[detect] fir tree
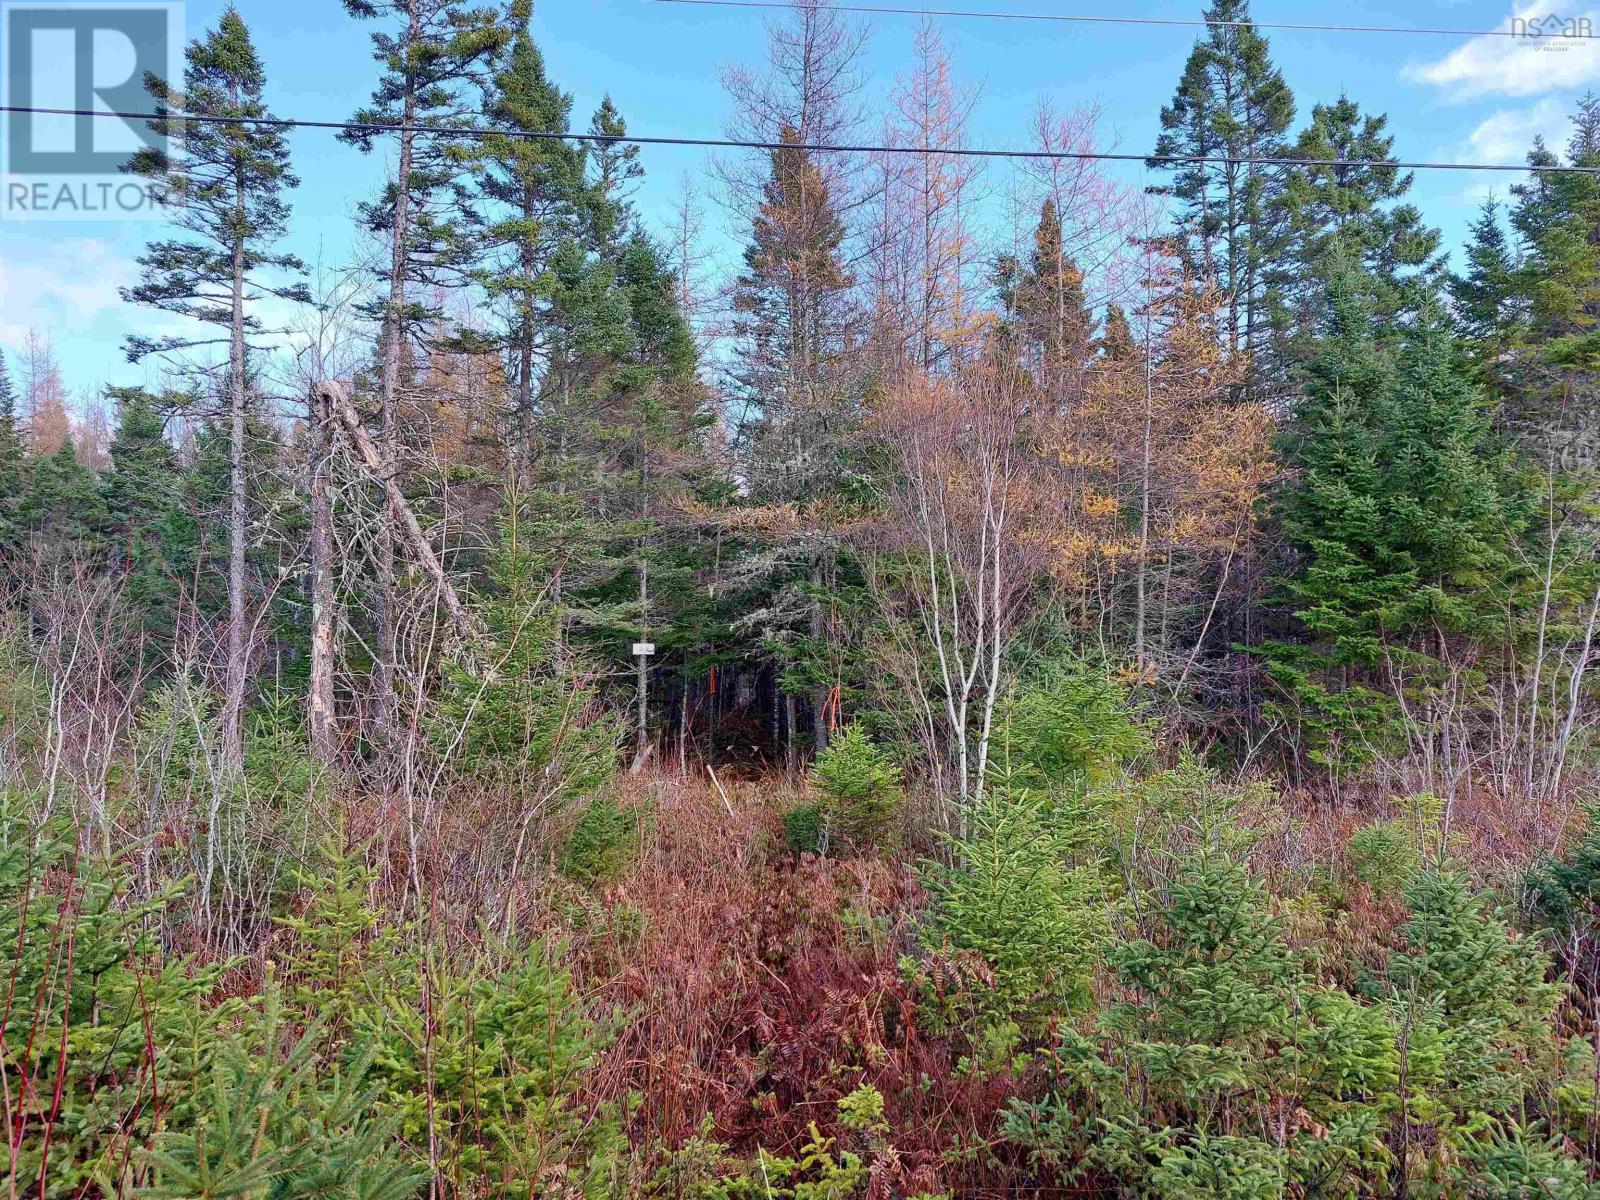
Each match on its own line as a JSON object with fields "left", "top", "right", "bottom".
{"left": 1271, "top": 95, "right": 1442, "bottom": 351}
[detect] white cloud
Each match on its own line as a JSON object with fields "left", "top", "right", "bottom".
{"left": 1464, "top": 95, "right": 1571, "bottom": 160}
{"left": 0, "top": 237, "right": 139, "bottom": 351}
{"left": 1405, "top": 1, "right": 1600, "bottom": 100}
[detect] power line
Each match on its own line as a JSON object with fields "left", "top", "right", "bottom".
{"left": 646, "top": 0, "right": 1594, "bottom": 40}
{"left": 4, "top": 103, "right": 1597, "bottom": 174}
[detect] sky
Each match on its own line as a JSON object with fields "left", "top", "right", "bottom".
{"left": 2, "top": 0, "right": 1598, "bottom": 406}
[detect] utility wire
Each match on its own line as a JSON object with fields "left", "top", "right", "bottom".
{"left": 647, "top": 0, "right": 1597, "bottom": 40}
{"left": 5, "top": 103, "right": 1597, "bottom": 174}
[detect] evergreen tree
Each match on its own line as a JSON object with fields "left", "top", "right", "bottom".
{"left": 0, "top": 350, "right": 23, "bottom": 564}
{"left": 100, "top": 388, "right": 184, "bottom": 647}
{"left": 1499, "top": 98, "right": 1600, "bottom": 447}
{"left": 1259, "top": 270, "right": 1531, "bottom": 769}
{"left": 1271, "top": 95, "right": 1442, "bottom": 350}
{"left": 730, "top": 126, "right": 863, "bottom": 757}
{"left": 1098, "top": 303, "right": 1137, "bottom": 361}
{"left": 466, "top": 4, "right": 584, "bottom": 468}
{"left": 18, "top": 441, "right": 105, "bottom": 557}
{"left": 122, "top": 7, "right": 308, "bottom": 763}
{"left": 994, "top": 197, "right": 1094, "bottom": 394}
{"left": 585, "top": 95, "right": 644, "bottom": 252}
{"left": 1147, "top": 0, "right": 1294, "bottom": 374}
{"left": 341, "top": 0, "right": 511, "bottom": 743}
{"left": 1452, "top": 198, "right": 1525, "bottom": 365}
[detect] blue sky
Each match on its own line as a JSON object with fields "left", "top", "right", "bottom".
{"left": 2, "top": 0, "right": 1598, "bottom": 405}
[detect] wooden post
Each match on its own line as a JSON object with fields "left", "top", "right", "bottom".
{"left": 630, "top": 637, "right": 654, "bottom": 773}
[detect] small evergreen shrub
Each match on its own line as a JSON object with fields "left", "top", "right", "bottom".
{"left": 1, "top": 808, "right": 223, "bottom": 1198}
{"left": 919, "top": 784, "right": 1105, "bottom": 1037}
{"left": 143, "top": 981, "right": 419, "bottom": 1200}
{"left": 562, "top": 791, "right": 639, "bottom": 883}
{"left": 1347, "top": 818, "right": 1419, "bottom": 896}
{"left": 361, "top": 941, "right": 622, "bottom": 1200}
{"left": 783, "top": 802, "right": 825, "bottom": 855}
{"left": 810, "top": 722, "right": 903, "bottom": 852}
{"left": 1003, "top": 857, "right": 1400, "bottom": 1198}
{"left": 999, "top": 663, "right": 1149, "bottom": 789}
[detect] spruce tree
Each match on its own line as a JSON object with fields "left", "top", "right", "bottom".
{"left": 100, "top": 388, "right": 184, "bottom": 648}
{"left": 1452, "top": 198, "right": 1525, "bottom": 365}
{"left": 466, "top": 5, "right": 583, "bottom": 469}
{"left": 122, "top": 8, "right": 307, "bottom": 763}
{"left": 730, "top": 127, "right": 862, "bottom": 758}
{"left": 1147, "top": 0, "right": 1293, "bottom": 373}
{"left": 995, "top": 197, "right": 1094, "bottom": 394}
{"left": 1272, "top": 95, "right": 1442, "bottom": 347}
{"left": 1260, "top": 270, "right": 1531, "bottom": 769}
{"left": 0, "top": 351, "right": 23, "bottom": 564}
{"left": 341, "top": 0, "right": 510, "bottom": 744}
{"left": 18, "top": 442, "right": 105, "bottom": 558}
{"left": 1503, "top": 98, "right": 1600, "bottom": 439}
{"left": 1099, "top": 304, "right": 1137, "bottom": 361}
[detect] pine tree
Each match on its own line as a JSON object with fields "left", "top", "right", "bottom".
{"left": 1147, "top": 0, "right": 1293, "bottom": 374}
{"left": 586, "top": 96, "right": 644, "bottom": 253}
{"left": 122, "top": 8, "right": 307, "bottom": 764}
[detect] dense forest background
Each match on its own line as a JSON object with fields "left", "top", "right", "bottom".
{"left": 10, "top": 0, "right": 1600, "bottom": 1195}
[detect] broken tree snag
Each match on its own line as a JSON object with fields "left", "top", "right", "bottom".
{"left": 321, "top": 380, "right": 484, "bottom": 663}
{"left": 308, "top": 382, "right": 339, "bottom": 766}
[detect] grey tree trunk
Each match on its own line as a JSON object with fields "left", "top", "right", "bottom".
{"left": 221, "top": 202, "right": 249, "bottom": 768}
{"left": 308, "top": 383, "right": 339, "bottom": 766}
{"left": 374, "top": 0, "right": 420, "bottom": 747}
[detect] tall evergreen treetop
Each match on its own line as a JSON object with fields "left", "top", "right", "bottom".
{"left": 1274, "top": 95, "right": 1441, "bottom": 339}
{"left": 1148, "top": 0, "right": 1294, "bottom": 366}
{"left": 122, "top": 8, "right": 308, "bottom": 359}
{"left": 341, "top": 0, "right": 511, "bottom": 303}
{"left": 1452, "top": 199, "right": 1525, "bottom": 363}
{"left": 466, "top": 4, "right": 585, "bottom": 453}
{"left": 995, "top": 198, "right": 1094, "bottom": 392}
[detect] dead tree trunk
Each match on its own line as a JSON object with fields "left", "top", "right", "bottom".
{"left": 327, "top": 383, "right": 481, "bottom": 659}
{"left": 308, "top": 382, "right": 339, "bottom": 767}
